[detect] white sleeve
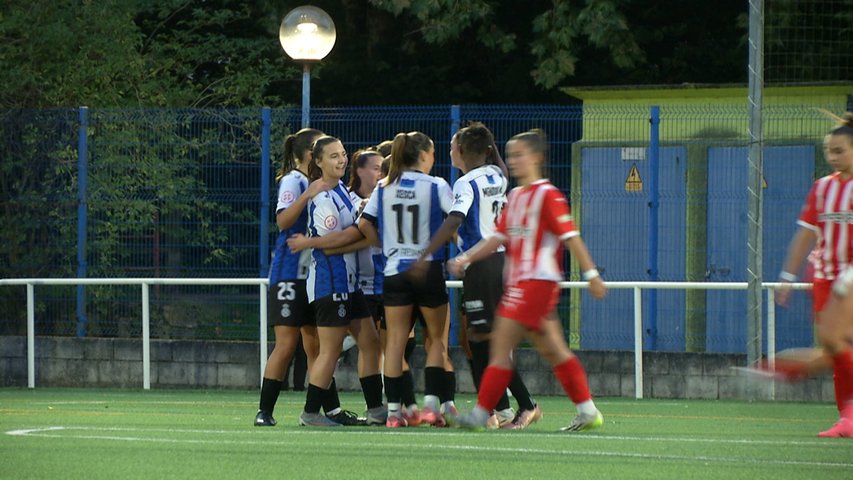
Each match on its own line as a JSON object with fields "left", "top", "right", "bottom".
{"left": 310, "top": 194, "right": 342, "bottom": 237}
{"left": 437, "top": 179, "right": 454, "bottom": 214}
{"left": 361, "top": 186, "right": 380, "bottom": 222}
{"left": 276, "top": 175, "right": 303, "bottom": 213}
{"left": 450, "top": 178, "right": 474, "bottom": 218}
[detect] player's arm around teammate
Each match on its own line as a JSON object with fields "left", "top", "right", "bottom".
{"left": 298, "top": 136, "right": 384, "bottom": 427}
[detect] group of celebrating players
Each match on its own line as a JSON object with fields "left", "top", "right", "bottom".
{"left": 253, "top": 112, "right": 853, "bottom": 437}
{"left": 254, "top": 121, "right": 605, "bottom": 432}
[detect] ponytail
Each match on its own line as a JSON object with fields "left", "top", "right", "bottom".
{"left": 277, "top": 128, "right": 323, "bottom": 182}
{"left": 383, "top": 131, "right": 433, "bottom": 185}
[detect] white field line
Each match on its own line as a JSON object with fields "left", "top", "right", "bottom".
{"left": 4, "top": 426, "right": 851, "bottom": 468}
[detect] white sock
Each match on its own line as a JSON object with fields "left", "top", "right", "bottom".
{"left": 326, "top": 407, "right": 341, "bottom": 416}
{"left": 388, "top": 402, "right": 402, "bottom": 417}
{"left": 576, "top": 400, "right": 597, "bottom": 416}
{"left": 424, "top": 394, "right": 440, "bottom": 410}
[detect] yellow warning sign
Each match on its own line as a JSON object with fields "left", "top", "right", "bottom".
{"left": 625, "top": 164, "right": 643, "bottom": 192}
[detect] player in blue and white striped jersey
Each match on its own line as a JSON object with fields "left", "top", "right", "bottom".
{"left": 256, "top": 128, "right": 327, "bottom": 427}
{"left": 413, "top": 122, "right": 541, "bottom": 430}
{"left": 297, "top": 136, "right": 384, "bottom": 427}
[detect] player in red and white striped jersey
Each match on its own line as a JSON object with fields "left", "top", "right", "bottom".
{"left": 450, "top": 129, "right": 607, "bottom": 432}
{"left": 775, "top": 113, "right": 853, "bottom": 422}
{"left": 785, "top": 113, "right": 853, "bottom": 438}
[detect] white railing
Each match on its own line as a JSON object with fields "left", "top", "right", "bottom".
{"left": 0, "top": 278, "right": 811, "bottom": 398}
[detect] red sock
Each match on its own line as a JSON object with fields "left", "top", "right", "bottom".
{"left": 833, "top": 350, "right": 853, "bottom": 418}
{"left": 553, "top": 357, "right": 592, "bottom": 404}
{"left": 477, "top": 366, "right": 513, "bottom": 411}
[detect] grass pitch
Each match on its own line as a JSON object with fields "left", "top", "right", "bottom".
{"left": 1, "top": 388, "right": 851, "bottom": 479}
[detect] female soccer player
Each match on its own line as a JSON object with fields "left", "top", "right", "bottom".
{"left": 450, "top": 129, "right": 607, "bottom": 432}
{"left": 289, "top": 131, "right": 454, "bottom": 428}
{"left": 298, "top": 136, "right": 384, "bottom": 427}
{"left": 413, "top": 122, "right": 541, "bottom": 429}
{"left": 255, "top": 128, "right": 327, "bottom": 426}
{"left": 794, "top": 113, "right": 853, "bottom": 438}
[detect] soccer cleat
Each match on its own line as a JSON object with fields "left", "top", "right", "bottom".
{"left": 495, "top": 408, "right": 515, "bottom": 428}
{"left": 365, "top": 406, "right": 388, "bottom": 426}
{"left": 560, "top": 410, "right": 604, "bottom": 432}
{"left": 817, "top": 417, "right": 853, "bottom": 438}
{"left": 385, "top": 414, "right": 408, "bottom": 428}
{"left": 403, "top": 406, "right": 422, "bottom": 427}
{"left": 254, "top": 410, "right": 277, "bottom": 427}
{"left": 486, "top": 414, "right": 499, "bottom": 429}
{"left": 456, "top": 410, "right": 488, "bottom": 431}
{"left": 299, "top": 411, "right": 343, "bottom": 427}
{"left": 442, "top": 404, "right": 459, "bottom": 426}
{"left": 420, "top": 406, "right": 447, "bottom": 427}
{"left": 327, "top": 409, "right": 367, "bottom": 426}
{"left": 502, "top": 404, "right": 543, "bottom": 430}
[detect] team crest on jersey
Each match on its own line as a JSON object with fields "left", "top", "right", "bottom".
{"left": 338, "top": 304, "right": 346, "bottom": 318}
{"left": 281, "top": 191, "right": 295, "bottom": 204}
{"left": 280, "top": 304, "right": 291, "bottom": 318}
{"left": 324, "top": 215, "right": 338, "bottom": 229}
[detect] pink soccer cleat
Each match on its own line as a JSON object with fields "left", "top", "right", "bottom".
{"left": 817, "top": 417, "right": 853, "bottom": 438}
{"left": 420, "top": 406, "right": 447, "bottom": 427}
{"left": 385, "top": 414, "right": 408, "bottom": 428}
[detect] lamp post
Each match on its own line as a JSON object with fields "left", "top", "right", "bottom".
{"left": 279, "top": 6, "right": 336, "bottom": 128}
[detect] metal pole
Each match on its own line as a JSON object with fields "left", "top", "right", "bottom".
{"left": 647, "top": 106, "right": 660, "bottom": 351}
{"left": 633, "top": 286, "right": 644, "bottom": 399}
{"left": 259, "top": 284, "right": 268, "bottom": 388}
{"left": 76, "top": 106, "right": 89, "bottom": 337}
{"left": 301, "top": 64, "right": 310, "bottom": 128}
{"left": 27, "top": 283, "right": 35, "bottom": 389}
{"left": 746, "top": 0, "right": 764, "bottom": 369}
{"left": 260, "top": 107, "right": 272, "bottom": 277}
{"left": 142, "top": 283, "right": 151, "bottom": 390}
{"left": 448, "top": 105, "right": 462, "bottom": 347}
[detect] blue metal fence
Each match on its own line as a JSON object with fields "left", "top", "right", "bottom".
{"left": 0, "top": 104, "right": 842, "bottom": 353}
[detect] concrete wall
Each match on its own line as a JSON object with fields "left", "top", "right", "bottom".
{"left": 0, "top": 336, "right": 833, "bottom": 402}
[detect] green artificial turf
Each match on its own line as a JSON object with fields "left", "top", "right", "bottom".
{"left": 1, "top": 388, "right": 851, "bottom": 479}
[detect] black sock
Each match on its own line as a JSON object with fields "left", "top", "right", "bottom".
{"left": 508, "top": 370, "right": 535, "bottom": 411}
{"left": 304, "top": 383, "right": 325, "bottom": 414}
{"left": 424, "top": 366, "right": 445, "bottom": 398}
{"left": 401, "top": 370, "right": 416, "bottom": 407}
{"left": 384, "top": 374, "right": 403, "bottom": 406}
{"left": 322, "top": 377, "right": 342, "bottom": 414}
{"left": 469, "top": 340, "right": 489, "bottom": 390}
{"left": 441, "top": 370, "right": 456, "bottom": 403}
{"left": 259, "top": 378, "right": 282, "bottom": 414}
{"left": 359, "top": 374, "right": 384, "bottom": 409}
{"left": 466, "top": 358, "right": 479, "bottom": 388}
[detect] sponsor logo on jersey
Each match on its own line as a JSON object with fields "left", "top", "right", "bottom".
{"left": 281, "top": 191, "right": 295, "bottom": 204}
{"left": 558, "top": 214, "right": 573, "bottom": 223}
{"left": 482, "top": 186, "right": 503, "bottom": 197}
{"left": 324, "top": 215, "right": 338, "bottom": 229}
{"left": 819, "top": 212, "right": 853, "bottom": 223}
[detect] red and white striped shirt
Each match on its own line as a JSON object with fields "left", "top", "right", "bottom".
{"left": 493, "top": 179, "right": 578, "bottom": 285}
{"left": 798, "top": 172, "right": 853, "bottom": 280}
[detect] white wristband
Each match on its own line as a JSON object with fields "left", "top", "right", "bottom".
{"left": 456, "top": 254, "right": 470, "bottom": 271}
{"left": 778, "top": 271, "right": 797, "bottom": 282}
{"left": 582, "top": 269, "right": 600, "bottom": 281}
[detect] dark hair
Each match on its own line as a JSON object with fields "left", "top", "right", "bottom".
{"left": 307, "top": 135, "right": 343, "bottom": 182}
{"left": 385, "top": 131, "right": 433, "bottom": 185}
{"left": 348, "top": 149, "right": 383, "bottom": 192}
{"left": 278, "top": 128, "right": 323, "bottom": 181}
{"left": 508, "top": 128, "right": 550, "bottom": 176}
{"left": 375, "top": 140, "right": 393, "bottom": 158}
{"left": 456, "top": 121, "right": 495, "bottom": 163}
{"left": 829, "top": 112, "right": 853, "bottom": 142}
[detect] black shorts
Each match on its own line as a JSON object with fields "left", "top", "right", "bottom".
{"left": 463, "top": 253, "right": 505, "bottom": 334}
{"left": 312, "top": 290, "right": 371, "bottom": 328}
{"left": 365, "top": 294, "right": 385, "bottom": 328}
{"left": 383, "top": 261, "right": 448, "bottom": 308}
{"left": 268, "top": 280, "right": 314, "bottom": 327}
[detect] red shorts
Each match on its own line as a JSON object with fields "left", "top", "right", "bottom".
{"left": 495, "top": 280, "right": 559, "bottom": 331}
{"left": 812, "top": 278, "right": 832, "bottom": 317}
